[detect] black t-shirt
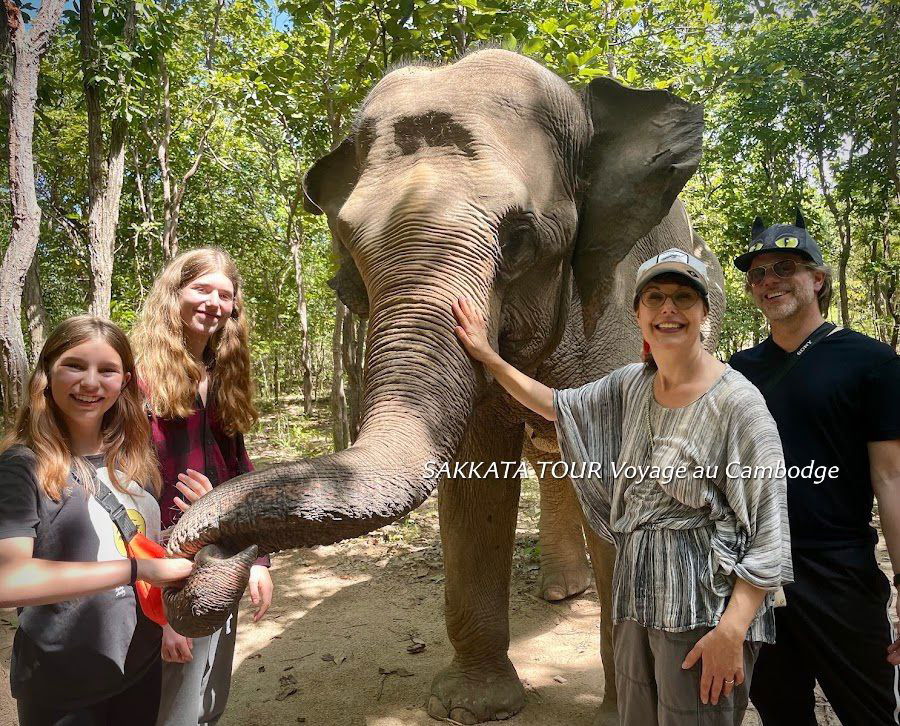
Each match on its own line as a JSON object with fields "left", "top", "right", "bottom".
{"left": 730, "top": 328, "right": 900, "bottom": 549}
{"left": 0, "top": 445, "right": 162, "bottom": 709}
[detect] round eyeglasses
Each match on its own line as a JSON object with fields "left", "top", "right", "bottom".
{"left": 746, "top": 258, "right": 814, "bottom": 286}
{"left": 639, "top": 288, "right": 701, "bottom": 310}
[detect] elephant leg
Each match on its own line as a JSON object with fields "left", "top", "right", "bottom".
{"left": 428, "top": 408, "right": 525, "bottom": 725}
{"left": 583, "top": 522, "right": 619, "bottom": 726}
{"left": 524, "top": 442, "right": 593, "bottom": 601}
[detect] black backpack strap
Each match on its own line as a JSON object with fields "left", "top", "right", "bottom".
{"left": 85, "top": 465, "right": 138, "bottom": 543}
{"left": 759, "top": 322, "right": 839, "bottom": 397}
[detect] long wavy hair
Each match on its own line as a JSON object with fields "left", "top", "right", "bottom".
{"left": 132, "top": 248, "right": 257, "bottom": 435}
{"left": 0, "top": 316, "right": 162, "bottom": 501}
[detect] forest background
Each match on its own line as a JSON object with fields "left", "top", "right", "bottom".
{"left": 1, "top": 0, "right": 897, "bottom": 449}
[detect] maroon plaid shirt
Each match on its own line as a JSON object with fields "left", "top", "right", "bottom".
{"left": 143, "top": 382, "right": 269, "bottom": 566}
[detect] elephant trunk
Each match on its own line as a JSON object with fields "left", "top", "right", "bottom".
{"left": 162, "top": 219, "right": 496, "bottom": 634}
{"left": 166, "top": 289, "right": 485, "bottom": 559}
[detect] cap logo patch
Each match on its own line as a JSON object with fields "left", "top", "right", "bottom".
{"left": 774, "top": 236, "right": 800, "bottom": 248}
{"left": 749, "top": 241, "right": 763, "bottom": 252}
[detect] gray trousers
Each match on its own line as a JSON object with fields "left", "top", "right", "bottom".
{"left": 614, "top": 620, "right": 760, "bottom": 726}
{"left": 156, "top": 608, "right": 238, "bottom": 726}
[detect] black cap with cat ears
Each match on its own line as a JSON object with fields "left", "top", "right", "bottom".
{"left": 734, "top": 209, "right": 825, "bottom": 271}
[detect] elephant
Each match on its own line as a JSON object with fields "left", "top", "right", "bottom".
{"left": 163, "top": 48, "right": 724, "bottom": 724}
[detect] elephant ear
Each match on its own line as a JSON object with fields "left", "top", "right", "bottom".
{"left": 302, "top": 137, "right": 370, "bottom": 318}
{"left": 303, "top": 137, "right": 358, "bottom": 217}
{"left": 574, "top": 78, "right": 704, "bottom": 338}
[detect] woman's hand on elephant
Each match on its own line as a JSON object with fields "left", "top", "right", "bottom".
{"left": 136, "top": 556, "right": 194, "bottom": 587}
{"left": 248, "top": 564, "right": 274, "bottom": 622}
{"left": 161, "top": 623, "right": 193, "bottom": 663}
{"left": 173, "top": 468, "right": 214, "bottom": 512}
{"left": 452, "top": 297, "right": 496, "bottom": 364}
{"left": 681, "top": 622, "right": 745, "bottom": 705}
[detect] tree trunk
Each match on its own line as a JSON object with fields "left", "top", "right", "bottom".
{"left": 273, "top": 354, "right": 280, "bottom": 403}
{"left": 814, "top": 131, "right": 855, "bottom": 327}
{"left": 156, "top": 50, "right": 177, "bottom": 259}
{"left": 341, "top": 311, "right": 363, "bottom": 443}
{"left": 289, "top": 213, "right": 314, "bottom": 415}
{"left": 0, "top": 0, "right": 66, "bottom": 418}
{"left": 155, "top": 1, "right": 219, "bottom": 261}
{"left": 837, "top": 224, "right": 851, "bottom": 326}
{"left": 80, "top": 0, "right": 135, "bottom": 317}
{"left": 604, "top": 2, "right": 617, "bottom": 77}
{"left": 23, "top": 256, "right": 47, "bottom": 363}
{"left": 331, "top": 299, "right": 350, "bottom": 450}
{"left": 342, "top": 312, "right": 366, "bottom": 443}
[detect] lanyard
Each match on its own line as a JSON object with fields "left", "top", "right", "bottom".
{"left": 759, "top": 322, "right": 838, "bottom": 397}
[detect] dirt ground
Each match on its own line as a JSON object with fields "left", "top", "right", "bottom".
{"left": 0, "top": 400, "right": 890, "bottom": 725}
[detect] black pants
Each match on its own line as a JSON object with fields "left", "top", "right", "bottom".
{"left": 17, "top": 659, "right": 161, "bottom": 726}
{"left": 750, "top": 545, "right": 899, "bottom": 726}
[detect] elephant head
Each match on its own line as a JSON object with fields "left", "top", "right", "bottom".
{"left": 163, "top": 49, "right": 703, "bottom": 634}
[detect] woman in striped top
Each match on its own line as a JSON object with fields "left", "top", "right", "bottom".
{"left": 452, "top": 249, "right": 792, "bottom": 726}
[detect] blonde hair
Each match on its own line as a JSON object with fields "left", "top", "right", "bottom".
{"left": 132, "top": 248, "right": 257, "bottom": 435}
{"left": 0, "top": 316, "right": 162, "bottom": 501}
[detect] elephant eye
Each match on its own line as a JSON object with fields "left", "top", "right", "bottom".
{"left": 497, "top": 211, "right": 539, "bottom": 280}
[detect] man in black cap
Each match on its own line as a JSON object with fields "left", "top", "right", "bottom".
{"left": 729, "top": 212, "right": 900, "bottom": 725}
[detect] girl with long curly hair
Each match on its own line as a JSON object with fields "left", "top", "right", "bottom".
{"left": 0, "top": 316, "right": 194, "bottom": 725}
{"left": 132, "top": 247, "right": 271, "bottom": 726}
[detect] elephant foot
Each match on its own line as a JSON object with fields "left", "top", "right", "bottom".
{"left": 427, "top": 658, "right": 525, "bottom": 724}
{"left": 538, "top": 561, "right": 592, "bottom": 601}
{"left": 593, "top": 699, "right": 620, "bottom": 726}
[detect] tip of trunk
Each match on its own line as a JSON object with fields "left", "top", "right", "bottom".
{"left": 163, "top": 543, "right": 258, "bottom": 638}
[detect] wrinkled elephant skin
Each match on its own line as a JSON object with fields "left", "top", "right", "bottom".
{"left": 166, "top": 49, "right": 724, "bottom": 724}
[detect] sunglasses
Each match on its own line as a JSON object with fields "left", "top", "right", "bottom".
{"left": 746, "top": 258, "right": 814, "bottom": 286}
{"left": 639, "top": 288, "right": 701, "bottom": 310}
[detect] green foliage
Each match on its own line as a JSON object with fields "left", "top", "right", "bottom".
{"left": 3, "top": 0, "right": 896, "bottom": 432}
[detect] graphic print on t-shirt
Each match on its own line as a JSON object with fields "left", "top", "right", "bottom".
{"left": 86, "top": 467, "right": 161, "bottom": 563}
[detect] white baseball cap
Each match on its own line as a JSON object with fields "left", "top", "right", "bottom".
{"left": 634, "top": 248, "right": 709, "bottom": 298}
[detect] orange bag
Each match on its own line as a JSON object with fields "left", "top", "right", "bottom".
{"left": 125, "top": 532, "right": 168, "bottom": 626}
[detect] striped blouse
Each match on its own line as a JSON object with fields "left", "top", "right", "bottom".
{"left": 553, "top": 363, "right": 793, "bottom": 643}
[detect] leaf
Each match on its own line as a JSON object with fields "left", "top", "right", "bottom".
{"left": 523, "top": 37, "right": 545, "bottom": 55}
{"left": 540, "top": 17, "right": 558, "bottom": 34}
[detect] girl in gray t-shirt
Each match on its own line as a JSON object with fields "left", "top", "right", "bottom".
{"left": 0, "top": 316, "right": 197, "bottom": 724}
